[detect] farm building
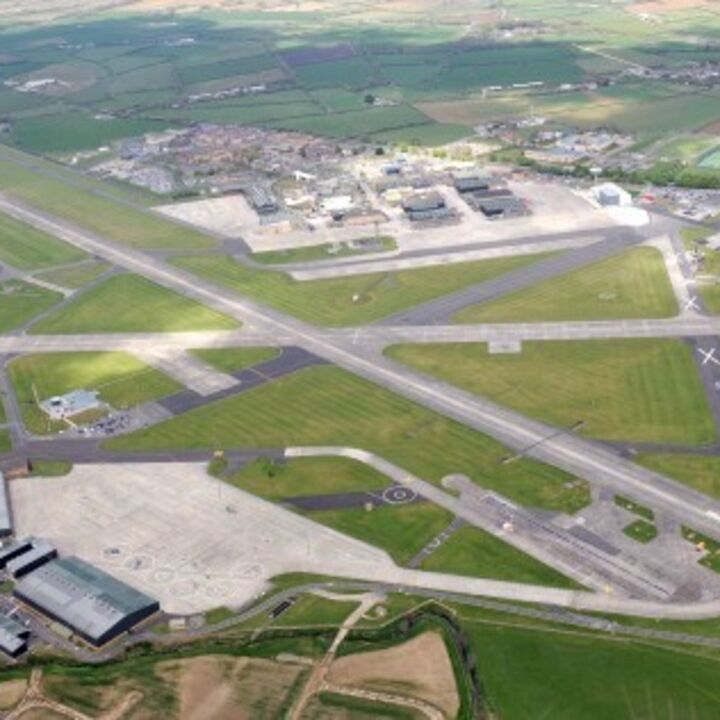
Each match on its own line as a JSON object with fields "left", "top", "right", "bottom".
{"left": 6, "top": 538, "right": 57, "bottom": 579}
{"left": 14, "top": 556, "right": 159, "bottom": 647}
{"left": 0, "top": 614, "right": 29, "bottom": 657}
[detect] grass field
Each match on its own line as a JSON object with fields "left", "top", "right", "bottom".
{"left": 615, "top": 494, "right": 654, "bottom": 521}
{"left": 0, "top": 280, "right": 62, "bottom": 332}
{"left": 31, "top": 274, "right": 239, "bottom": 334}
{"left": 223, "top": 456, "right": 391, "bottom": 500}
{"left": 190, "top": 347, "right": 278, "bottom": 373}
{"left": 0, "top": 430, "right": 11, "bottom": 454}
{"left": 104, "top": 365, "right": 590, "bottom": 513}
{"left": 8, "top": 352, "right": 181, "bottom": 435}
{"left": 623, "top": 519, "right": 658, "bottom": 543}
{"left": 0, "top": 150, "right": 214, "bottom": 251}
{"left": 420, "top": 526, "right": 580, "bottom": 588}
{"left": 682, "top": 527, "right": 720, "bottom": 574}
{"left": 273, "top": 595, "right": 358, "bottom": 627}
{"left": 453, "top": 248, "right": 678, "bottom": 323}
{"left": 172, "top": 253, "right": 546, "bottom": 326}
{"left": 304, "top": 502, "right": 453, "bottom": 566}
{"left": 36, "top": 261, "right": 110, "bottom": 289}
{"left": 386, "top": 339, "right": 715, "bottom": 445}
{"left": 466, "top": 622, "right": 720, "bottom": 719}
{"left": 11, "top": 112, "right": 169, "bottom": 154}
{"left": 637, "top": 454, "right": 720, "bottom": 500}
{"left": 0, "top": 212, "right": 85, "bottom": 270}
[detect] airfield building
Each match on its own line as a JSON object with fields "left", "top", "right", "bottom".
{"left": 0, "top": 614, "right": 29, "bottom": 657}
{"left": 6, "top": 539, "right": 57, "bottom": 579}
{"left": 14, "top": 556, "right": 159, "bottom": 647}
{"left": 478, "top": 195, "right": 527, "bottom": 219}
{"left": 0, "top": 539, "right": 34, "bottom": 569}
{"left": 0, "top": 476, "right": 11, "bottom": 538}
{"left": 452, "top": 172, "right": 491, "bottom": 194}
{"left": 402, "top": 192, "right": 456, "bottom": 223}
{"left": 593, "top": 182, "right": 632, "bottom": 207}
{"left": 246, "top": 187, "right": 279, "bottom": 215}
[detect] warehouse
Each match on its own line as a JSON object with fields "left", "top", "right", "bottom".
{"left": 0, "top": 614, "right": 29, "bottom": 657}
{"left": 478, "top": 195, "right": 527, "bottom": 219}
{"left": 6, "top": 538, "right": 57, "bottom": 579}
{"left": 14, "top": 556, "right": 159, "bottom": 647}
{"left": 0, "top": 476, "right": 11, "bottom": 538}
{"left": 452, "top": 172, "right": 491, "bottom": 194}
{"left": 401, "top": 192, "right": 456, "bottom": 223}
{"left": 0, "top": 539, "right": 33, "bottom": 569}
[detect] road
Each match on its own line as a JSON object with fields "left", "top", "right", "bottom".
{"left": 375, "top": 231, "right": 641, "bottom": 325}
{"left": 5, "top": 192, "right": 720, "bottom": 602}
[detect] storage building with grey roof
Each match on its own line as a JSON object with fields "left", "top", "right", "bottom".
{"left": 0, "top": 614, "right": 29, "bottom": 657}
{"left": 14, "top": 556, "right": 159, "bottom": 646}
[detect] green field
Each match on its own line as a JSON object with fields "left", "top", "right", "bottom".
{"left": 682, "top": 527, "right": 720, "bottom": 574}
{"left": 0, "top": 212, "right": 85, "bottom": 270}
{"left": 623, "top": 519, "right": 658, "bottom": 544}
{"left": 0, "top": 280, "right": 62, "bottom": 332}
{"left": 223, "top": 456, "right": 391, "bottom": 500}
{"left": 0, "top": 150, "right": 214, "bottom": 251}
{"left": 31, "top": 274, "right": 239, "bottom": 334}
{"left": 467, "top": 622, "right": 720, "bottom": 719}
{"left": 0, "top": 430, "right": 11, "bottom": 453}
{"left": 190, "top": 347, "right": 278, "bottom": 373}
{"left": 172, "top": 253, "right": 546, "bottom": 326}
{"left": 104, "top": 365, "right": 590, "bottom": 513}
{"left": 387, "top": 339, "right": 715, "bottom": 445}
{"left": 454, "top": 248, "right": 678, "bottom": 323}
{"left": 11, "top": 112, "right": 169, "bottom": 154}
{"left": 637, "top": 454, "right": 720, "bottom": 500}
{"left": 420, "top": 526, "right": 580, "bottom": 588}
{"left": 273, "top": 595, "right": 358, "bottom": 627}
{"left": 8, "top": 352, "right": 181, "bottom": 434}
{"left": 36, "top": 261, "right": 110, "bottom": 289}
{"left": 305, "top": 502, "right": 453, "bottom": 566}
{"left": 615, "top": 494, "right": 654, "bottom": 521}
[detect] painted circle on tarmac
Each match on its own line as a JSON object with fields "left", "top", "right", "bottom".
{"left": 383, "top": 485, "right": 417, "bottom": 505}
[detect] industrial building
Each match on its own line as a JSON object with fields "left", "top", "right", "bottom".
{"left": 477, "top": 195, "right": 527, "bottom": 219}
{"left": 245, "top": 186, "right": 279, "bottom": 215}
{"left": 452, "top": 172, "right": 491, "bottom": 194}
{"left": 593, "top": 182, "right": 632, "bottom": 207}
{"left": 14, "top": 556, "right": 159, "bottom": 647}
{"left": 0, "top": 539, "right": 34, "bottom": 569}
{"left": 401, "top": 192, "right": 456, "bottom": 223}
{"left": 0, "top": 614, "right": 29, "bottom": 657}
{"left": 0, "top": 476, "right": 11, "bottom": 538}
{"left": 6, "top": 538, "right": 57, "bottom": 579}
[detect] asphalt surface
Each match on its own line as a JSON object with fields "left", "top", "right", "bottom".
{"left": 158, "top": 346, "right": 325, "bottom": 414}
{"left": 4, "top": 192, "right": 720, "bottom": 615}
{"left": 376, "top": 231, "right": 641, "bottom": 325}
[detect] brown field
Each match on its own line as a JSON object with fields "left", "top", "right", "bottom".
{"left": 628, "top": 0, "right": 707, "bottom": 13}
{"left": 327, "top": 631, "right": 459, "bottom": 718}
{"left": 0, "top": 679, "right": 28, "bottom": 710}
{"left": 155, "top": 654, "right": 307, "bottom": 720}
